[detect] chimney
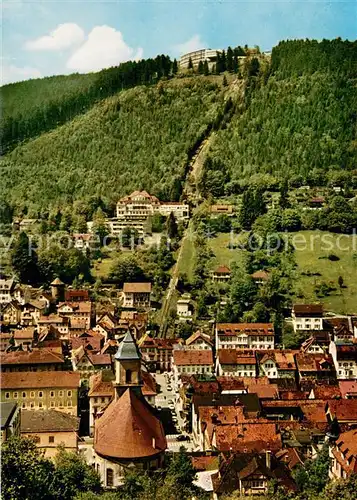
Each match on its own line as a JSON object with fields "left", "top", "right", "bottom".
{"left": 266, "top": 450, "right": 271, "bottom": 470}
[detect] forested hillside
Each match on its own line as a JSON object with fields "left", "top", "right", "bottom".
{"left": 1, "top": 55, "right": 174, "bottom": 154}
{"left": 205, "top": 38, "right": 357, "bottom": 193}
{"left": 1, "top": 78, "right": 224, "bottom": 215}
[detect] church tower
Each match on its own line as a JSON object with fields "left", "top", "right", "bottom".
{"left": 113, "top": 331, "right": 143, "bottom": 399}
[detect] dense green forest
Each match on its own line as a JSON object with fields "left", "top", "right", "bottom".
{"left": 1, "top": 78, "right": 223, "bottom": 215}
{"left": 1, "top": 38, "right": 356, "bottom": 216}
{"left": 1, "top": 55, "right": 174, "bottom": 154}
{"left": 206, "top": 39, "right": 357, "bottom": 190}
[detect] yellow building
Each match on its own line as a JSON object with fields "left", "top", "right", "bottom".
{"left": 1, "top": 371, "right": 80, "bottom": 416}
{"left": 21, "top": 409, "right": 79, "bottom": 459}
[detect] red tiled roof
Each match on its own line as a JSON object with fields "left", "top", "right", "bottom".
{"left": 94, "top": 389, "right": 166, "bottom": 459}
{"left": 58, "top": 301, "right": 92, "bottom": 314}
{"left": 186, "top": 330, "right": 212, "bottom": 346}
{"left": 217, "top": 323, "right": 274, "bottom": 337}
{"left": 218, "top": 349, "right": 256, "bottom": 365}
{"left": 214, "top": 422, "right": 282, "bottom": 453}
{"left": 141, "top": 371, "right": 157, "bottom": 397}
{"left": 123, "top": 282, "right": 151, "bottom": 293}
{"left": 65, "top": 290, "right": 89, "bottom": 301}
{"left": 0, "top": 348, "right": 64, "bottom": 365}
{"left": 38, "top": 314, "right": 68, "bottom": 324}
{"left": 310, "top": 385, "right": 341, "bottom": 400}
{"left": 1, "top": 371, "right": 80, "bottom": 389}
{"left": 173, "top": 350, "right": 213, "bottom": 366}
{"left": 87, "top": 352, "right": 111, "bottom": 366}
{"left": 327, "top": 399, "right": 357, "bottom": 421}
{"left": 295, "top": 353, "right": 334, "bottom": 372}
{"left": 339, "top": 380, "right": 357, "bottom": 398}
{"left": 292, "top": 304, "right": 323, "bottom": 315}
{"left": 21, "top": 409, "right": 79, "bottom": 433}
{"left": 214, "top": 266, "right": 231, "bottom": 274}
{"left": 13, "top": 327, "right": 36, "bottom": 340}
{"left": 334, "top": 428, "right": 357, "bottom": 473}
{"left": 251, "top": 270, "right": 269, "bottom": 280}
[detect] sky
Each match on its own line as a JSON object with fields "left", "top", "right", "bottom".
{"left": 2, "top": 0, "right": 356, "bottom": 84}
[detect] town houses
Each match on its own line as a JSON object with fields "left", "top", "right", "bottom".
{"left": 2, "top": 269, "right": 357, "bottom": 496}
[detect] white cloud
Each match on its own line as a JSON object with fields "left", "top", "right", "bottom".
{"left": 67, "top": 25, "right": 143, "bottom": 73}
{"left": 25, "top": 23, "right": 85, "bottom": 51}
{"left": 1, "top": 64, "right": 42, "bottom": 85}
{"left": 173, "top": 34, "right": 206, "bottom": 56}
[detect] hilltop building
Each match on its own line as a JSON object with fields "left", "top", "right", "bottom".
{"left": 179, "top": 49, "right": 222, "bottom": 70}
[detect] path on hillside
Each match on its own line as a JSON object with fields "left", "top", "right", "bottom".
{"left": 159, "top": 77, "right": 246, "bottom": 337}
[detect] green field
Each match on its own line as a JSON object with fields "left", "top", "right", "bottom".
{"left": 291, "top": 231, "right": 357, "bottom": 314}
{"left": 176, "top": 232, "right": 196, "bottom": 282}
{"left": 208, "top": 232, "right": 246, "bottom": 270}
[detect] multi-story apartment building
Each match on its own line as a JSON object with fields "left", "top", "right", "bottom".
{"left": 1, "top": 371, "right": 80, "bottom": 415}
{"left": 291, "top": 304, "right": 323, "bottom": 332}
{"left": 215, "top": 323, "right": 275, "bottom": 351}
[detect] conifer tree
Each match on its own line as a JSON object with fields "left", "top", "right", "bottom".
{"left": 226, "top": 46, "right": 234, "bottom": 72}
{"left": 203, "top": 60, "right": 209, "bottom": 76}
{"left": 197, "top": 60, "right": 204, "bottom": 74}
{"left": 11, "top": 232, "right": 40, "bottom": 285}
{"left": 166, "top": 212, "right": 178, "bottom": 239}
{"left": 188, "top": 57, "right": 193, "bottom": 70}
{"left": 172, "top": 58, "right": 178, "bottom": 75}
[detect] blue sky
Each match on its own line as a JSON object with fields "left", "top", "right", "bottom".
{"left": 2, "top": 0, "right": 356, "bottom": 84}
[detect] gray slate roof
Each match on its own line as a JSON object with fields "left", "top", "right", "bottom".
{"left": 114, "top": 330, "right": 141, "bottom": 360}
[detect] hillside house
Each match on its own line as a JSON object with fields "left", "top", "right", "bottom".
{"left": 122, "top": 282, "right": 151, "bottom": 310}
{"left": 72, "top": 233, "right": 92, "bottom": 252}
{"left": 216, "top": 323, "right": 275, "bottom": 350}
{"left": 291, "top": 304, "right": 323, "bottom": 332}
{"left": 177, "top": 296, "right": 193, "bottom": 319}
{"left": 251, "top": 270, "right": 269, "bottom": 285}
{"left": 210, "top": 204, "right": 234, "bottom": 217}
{"left": 212, "top": 266, "right": 231, "bottom": 283}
